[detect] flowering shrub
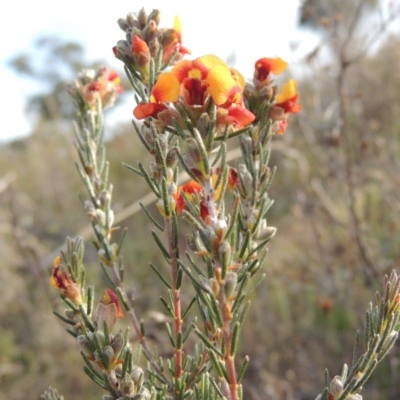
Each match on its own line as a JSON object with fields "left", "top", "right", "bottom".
{"left": 42, "top": 7, "right": 400, "bottom": 400}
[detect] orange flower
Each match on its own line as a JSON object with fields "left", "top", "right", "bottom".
{"left": 269, "top": 79, "right": 301, "bottom": 134}
{"left": 275, "top": 79, "right": 301, "bottom": 114}
{"left": 82, "top": 68, "right": 122, "bottom": 109}
{"left": 132, "top": 35, "right": 150, "bottom": 58}
{"left": 176, "top": 174, "right": 229, "bottom": 219}
{"left": 161, "top": 16, "right": 191, "bottom": 63}
{"left": 176, "top": 180, "right": 203, "bottom": 215}
{"left": 207, "top": 63, "right": 243, "bottom": 107}
{"left": 50, "top": 256, "right": 82, "bottom": 305}
{"left": 215, "top": 166, "right": 239, "bottom": 192}
{"left": 133, "top": 72, "right": 180, "bottom": 119}
{"left": 206, "top": 63, "right": 255, "bottom": 128}
{"left": 216, "top": 107, "right": 255, "bottom": 128}
{"left": 254, "top": 57, "right": 288, "bottom": 83}
{"left": 131, "top": 35, "right": 151, "bottom": 80}
{"left": 100, "top": 289, "right": 124, "bottom": 318}
{"left": 170, "top": 55, "right": 225, "bottom": 106}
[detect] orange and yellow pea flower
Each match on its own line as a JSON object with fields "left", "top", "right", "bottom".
{"left": 275, "top": 79, "right": 301, "bottom": 114}
{"left": 133, "top": 54, "right": 255, "bottom": 128}
{"left": 133, "top": 72, "right": 180, "bottom": 119}
{"left": 176, "top": 169, "right": 238, "bottom": 217}
{"left": 176, "top": 179, "right": 203, "bottom": 215}
{"left": 100, "top": 288, "right": 124, "bottom": 318}
{"left": 50, "top": 256, "right": 82, "bottom": 305}
{"left": 206, "top": 64, "right": 255, "bottom": 127}
{"left": 133, "top": 55, "right": 225, "bottom": 119}
{"left": 270, "top": 79, "right": 301, "bottom": 134}
{"left": 254, "top": 57, "right": 288, "bottom": 83}
{"left": 161, "top": 16, "right": 191, "bottom": 63}
{"left": 170, "top": 54, "right": 226, "bottom": 106}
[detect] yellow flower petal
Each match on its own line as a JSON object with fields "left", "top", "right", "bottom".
{"left": 174, "top": 15, "right": 182, "bottom": 34}
{"left": 230, "top": 68, "right": 246, "bottom": 90}
{"left": 151, "top": 72, "right": 180, "bottom": 103}
{"left": 207, "top": 64, "right": 237, "bottom": 105}
{"left": 276, "top": 79, "right": 297, "bottom": 103}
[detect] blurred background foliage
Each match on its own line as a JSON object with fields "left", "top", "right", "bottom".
{"left": 1, "top": 0, "right": 400, "bottom": 399}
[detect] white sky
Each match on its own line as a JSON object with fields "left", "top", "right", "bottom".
{"left": 0, "top": 0, "right": 316, "bottom": 143}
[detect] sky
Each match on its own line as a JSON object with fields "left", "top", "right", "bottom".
{"left": 0, "top": 0, "right": 316, "bottom": 143}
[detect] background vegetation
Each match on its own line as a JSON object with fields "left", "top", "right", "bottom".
{"left": 1, "top": 1, "right": 400, "bottom": 399}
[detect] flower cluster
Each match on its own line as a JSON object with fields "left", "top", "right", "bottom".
{"left": 113, "top": 8, "right": 190, "bottom": 83}
{"left": 246, "top": 57, "right": 301, "bottom": 134}
{"left": 133, "top": 54, "right": 256, "bottom": 130}
{"left": 67, "top": 68, "right": 123, "bottom": 112}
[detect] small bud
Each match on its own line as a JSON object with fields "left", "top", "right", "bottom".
{"left": 93, "top": 176, "right": 103, "bottom": 192}
{"left": 139, "top": 387, "right": 151, "bottom": 400}
{"left": 215, "top": 219, "right": 228, "bottom": 236}
{"left": 166, "top": 147, "right": 179, "bottom": 169}
{"left": 156, "top": 199, "right": 167, "bottom": 217}
{"left": 186, "top": 235, "right": 202, "bottom": 252}
{"left": 147, "top": 9, "right": 161, "bottom": 25}
{"left": 256, "top": 226, "right": 277, "bottom": 241}
{"left": 160, "top": 28, "right": 176, "bottom": 48}
{"left": 137, "top": 8, "right": 148, "bottom": 28}
{"left": 167, "top": 181, "right": 177, "bottom": 196}
{"left": 165, "top": 167, "right": 174, "bottom": 183}
{"left": 126, "top": 13, "right": 139, "bottom": 28}
{"left": 224, "top": 272, "right": 238, "bottom": 300}
{"left": 115, "top": 40, "right": 135, "bottom": 64}
{"left": 259, "top": 165, "right": 271, "bottom": 184}
{"left": 246, "top": 209, "right": 260, "bottom": 231}
{"left": 106, "top": 210, "right": 115, "bottom": 229}
{"left": 99, "top": 190, "right": 111, "bottom": 207}
{"left": 131, "top": 365, "right": 144, "bottom": 384}
{"left": 199, "top": 226, "right": 216, "bottom": 253}
{"left": 197, "top": 113, "right": 211, "bottom": 139}
{"left": 95, "top": 209, "right": 106, "bottom": 227}
{"left": 142, "top": 126, "right": 154, "bottom": 147}
{"left": 142, "top": 20, "right": 158, "bottom": 43}
{"left": 94, "top": 350, "right": 101, "bottom": 363}
{"left": 169, "top": 195, "right": 176, "bottom": 213}
{"left": 96, "top": 330, "right": 106, "bottom": 346}
{"left": 65, "top": 309, "right": 79, "bottom": 320}
{"left": 77, "top": 335, "right": 93, "bottom": 355}
{"left": 210, "top": 278, "right": 220, "bottom": 296}
{"left": 111, "top": 333, "right": 124, "bottom": 355}
{"left": 117, "top": 18, "right": 129, "bottom": 32}
{"left": 103, "top": 345, "right": 115, "bottom": 365}
{"left": 218, "top": 241, "right": 232, "bottom": 272}
{"left": 147, "top": 39, "right": 160, "bottom": 57}
{"left": 157, "top": 133, "right": 168, "bottom": 155}
{"left": 238, "top": 164, "right": 253, "bottom": 192}
{"left": 185, "top": 138, "right": 202, "bottom": 165}
{"left": 329, "top": 376, "right": 343, "bottom": 397}
{"left": 239, "top": 134, "right": 253, "bottom": 153}
{"left": 121, "top": 376, "right": 135, "bottom": 395}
